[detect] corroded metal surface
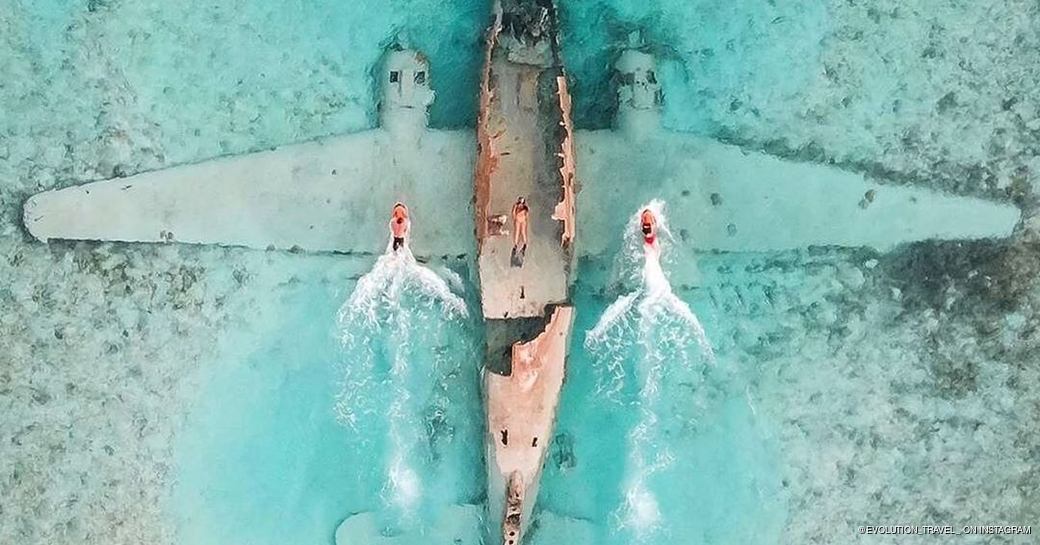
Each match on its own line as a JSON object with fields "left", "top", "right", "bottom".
{"left": 475, "top": 1, "right": 578, "bottom": 544}
{"left": 484, "top": 306, "right": 573, "bottom": 545}
{"left": 474, "top": 0, "right": 576, "bottom": 320}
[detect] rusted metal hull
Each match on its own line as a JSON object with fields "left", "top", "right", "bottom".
{"left": 484, "top": 307, "right": 574, "bottom": 545}
{"left": 475, "top": 1, "right": 578, "bottom": 544}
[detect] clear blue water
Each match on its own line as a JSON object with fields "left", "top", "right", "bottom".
{"left": 5, "top": 1, "right": 1037, "bottom": 544}
{"left": 150, "top": 3, "right": 825, "bottom": 542}
{"left": 171, "top": 256, "right": 486, "bottom": 544}
{"left": 171, "top": 279, "right": 365, "bottom": 545}
{"left": 529, "top": 207, "right": 786, "bottom": 544}
{"left": 5, "top": 0, "right": 828, "bottom": 163}
{"left": 533, "top": 278, "right": 786, "bottom": 545}
{"left": 170, "top": 238, "right": 785, "bottom": 544}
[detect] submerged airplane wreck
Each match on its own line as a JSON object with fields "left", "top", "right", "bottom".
{"left": 20, "top": 1, "right": 1021, "bottom": 544}
{"left": 474, "top": 1, "right": 576, "bottom": 544}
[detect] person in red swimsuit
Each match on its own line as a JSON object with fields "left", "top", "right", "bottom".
{"left": 390, "top": 202, "right": 410, "bottom": 252}
{"left": 640, "top": 208, "right": 657, "bottom": 247}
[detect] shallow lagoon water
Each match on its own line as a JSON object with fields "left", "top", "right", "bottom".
{"left": 171, "top": 256, "right": 485, "bottom": 544}
{"left": 534, "top": 273, "right": 786, "bottom": 545}
{"left": 3, "top": 1, "right": 1040, "bottom": 544}
{"left": 171, "top": 281, "right": 358, "bottom": 545}
{"left": 169, "top": 249, "right": 785, "bottom": 545}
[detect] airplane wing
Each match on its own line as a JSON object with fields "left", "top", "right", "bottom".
{"left": 22, "top": 128, "right": 475, "bottom": 257}
{"left": 22, "top": 48, "right": 478, "bottom": 259}
{"left": 575, "top": 128, "right": 1020, "bottom": 256}
{"left": 526, "top": 511, "right": 598, "bottom": 544}
{"left": 333, "top": 505, "right": 597, "bottom": 545}
{"left": 334, "top": 505, "right": 484, "bottom": 545}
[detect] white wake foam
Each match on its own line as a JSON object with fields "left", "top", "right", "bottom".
{"left": 586, "top": 201, "right": 715, "bottom": 541}
{"left": 335, "top": 243, "right": 469, "bottom": 516}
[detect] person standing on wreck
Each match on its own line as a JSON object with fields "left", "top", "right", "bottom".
{"left": 511, "top": 197, "right": 529, "bottom": 266}
{"left": 389, "top": 202, "right": 410, "bottom": 252}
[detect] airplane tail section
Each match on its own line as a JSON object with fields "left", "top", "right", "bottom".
{"left": 333, "top": 506, "right": 597, "bottom": 545}
{"left": 334, "top": 505, "right": 484, "bottom": 545}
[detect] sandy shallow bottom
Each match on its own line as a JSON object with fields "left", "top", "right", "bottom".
{"left": 2, "top": 0, "right": 1040, "bottom": 544}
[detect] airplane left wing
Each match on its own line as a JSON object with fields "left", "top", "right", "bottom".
{"left": 23, "top": 129, "right": 475, "bottom": 256}
{"left": 22, "top": 48, "right": 477, "bottom": 258}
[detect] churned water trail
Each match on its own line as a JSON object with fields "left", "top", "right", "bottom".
{"left": 586, "top": 201, "right": 715, "bottom": 542}
{"left": 335, "top": 242, "right": 469, "bottom": 521}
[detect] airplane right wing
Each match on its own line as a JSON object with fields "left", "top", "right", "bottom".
{"left": 575, "top": 129, "right": 1021, "bottom": 256}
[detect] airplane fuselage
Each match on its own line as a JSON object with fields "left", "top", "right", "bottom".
{"left": 475, "top": 1, "right": 577, "bottom": 544}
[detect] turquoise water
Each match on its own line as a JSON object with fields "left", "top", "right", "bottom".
{"left": 534, "top": 279, "right": 786, "bottom": 545}
{"left": 3, "top": 0, "right": 828, "bottom": 166}
{"left": 171, "top": 281, "right": 359, "bottom": 545}
{"left": 4, "top": 1, "right": 1039, "bottom": 544}
{"left": 559, "top": 1, "right": 828, "bottom": 132}
{"left": 171, "top": 255, "right": 485, "bottom": 544}
{"left": 530, "top": 209, "right": 785, "bottom": 545}
{"left": 170, "top": 232, "right": 784, "bottom": 544}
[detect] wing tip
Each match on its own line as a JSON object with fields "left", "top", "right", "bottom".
{"left": 21, "top": 192, "right": 50, "bottom": 243}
